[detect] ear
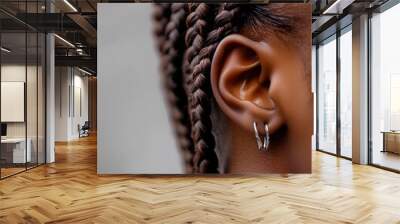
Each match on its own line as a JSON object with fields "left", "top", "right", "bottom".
{"left": 211, "top": 34, "right": 285, "bottom": 135}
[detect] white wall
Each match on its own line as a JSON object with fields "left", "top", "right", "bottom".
{"left": 97, "top": 3, "right": 184, "bottom": 174}
{"left": 55, "top": 67, "right": 69, "bottom": 141}
{"left": 55, "top": 67, "right": 89, "bottom": 141}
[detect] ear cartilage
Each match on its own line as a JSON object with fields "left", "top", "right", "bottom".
{"left": 253, "top": 122, "right": 270, "bottom": 152}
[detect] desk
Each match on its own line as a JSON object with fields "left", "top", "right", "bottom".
{"left": 382, "top": 131, "right": 400, "bottom": 154}
{"left": 1, "top": 138, "right": 31, "bottom": 163}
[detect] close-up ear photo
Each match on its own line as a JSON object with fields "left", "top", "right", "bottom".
{"left": 151, "top": 3, "right": 312, "bottom": 174}
{"left": 95, "top": 2, "right": 313, "bottom": 175}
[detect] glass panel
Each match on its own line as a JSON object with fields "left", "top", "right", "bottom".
{"left": 317, "top": 36, "right": 337, "bottom": 154}
{"left": 312, "top": 46, "right": 317, "bottom": 151}
{"left": 1, "top": 30, "right": 27, "bottom": 177}
{"left": 26, "top": 0, "right": 38, "bottom": 169}
{"left": 27, "top": 31, "right": 38, "bottom": 169}
{"left": 0, "top": 1, "right": 46, "bottom": 179}
{"left": 339, "top": 28, "right": 352, "bottom": 158}
{"left": 38, "top": 32, "right": 45, "bottom": 165}
{"left": 371, "top": 3, "right": 400, "bottom": 171}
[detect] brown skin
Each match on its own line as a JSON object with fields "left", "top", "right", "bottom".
{"left": 210, "top": 5, "right": 312, "bottom": 173}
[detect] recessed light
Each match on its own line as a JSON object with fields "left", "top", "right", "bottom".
{"left": 323, "top": 0, "right": 354, "bottom": 15}
{"left": 78, "top": 67, "right": 93, "bottom": 76}
{"left": 63, "top": 0, "right": 78, "bottom": 12}
{"left": 54, "top": 34, "right": 75, "bottom": 48}
{"left": 1, "top": 47, "right": 11, "bottom": 53}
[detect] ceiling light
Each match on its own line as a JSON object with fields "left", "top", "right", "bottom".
{"left": 323, "top": 0, "right": 355, "bottom": 15}
{"left": 63, "top": 0, "right": 78, "bottom": 12}
{"left": 1, "top": 47, "right": 11, "bottom": 53}
{"left": 54, "top": 34, "right": 75, "bottom": 48}
{"left": 78, "top": 67, "right": 93, "bottom": 76}
{"left": 76, "top": 48, "right": 85, "bottom": 55}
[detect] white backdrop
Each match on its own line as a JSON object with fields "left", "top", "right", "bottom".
{"left": 97, "top": 3, "right": 184, "bottom": 174}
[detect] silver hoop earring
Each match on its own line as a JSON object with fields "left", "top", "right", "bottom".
{"left": 253, "top": 122, "right": 270, "bottom": 152}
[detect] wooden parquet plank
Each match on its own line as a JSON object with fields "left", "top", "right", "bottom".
{"left": 0, "top": 135, "right": 400, "bottom": 223}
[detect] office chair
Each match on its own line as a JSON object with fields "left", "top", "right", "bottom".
{"left": 79, "top": 121, "right": 90, "bottom": 138}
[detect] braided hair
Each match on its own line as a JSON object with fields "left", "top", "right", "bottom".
{"left": 153, "top": 3, "right": 292, "bottom": 173}
{"left": 153, "top": 3, "right": 195, "bottom": 173}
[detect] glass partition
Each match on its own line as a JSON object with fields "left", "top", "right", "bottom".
{"left": 27, "top": 0, "right": 40, "bottom": 170}
{"left": 0, "top": 31, "right": 28, "bottom": 177}
{"left": 27, "top": 31, "right": 38, "bottom": 169}
{"left": 339, "top": 27, "right": 352, "bottom": 158}
{"left": 0, "top": 1, "right": 46, "bottom": 179}
{"left": 317, "top": 35, "right": 337, "bottom": 154}
{"left": 316, "top": 25, "right": 354, "bottom": 160}
{"left": 38, "top": 32, "right": 45, "bottom": 165}
{"left": 370, "top": 3, "right": 400, "bottom": 171}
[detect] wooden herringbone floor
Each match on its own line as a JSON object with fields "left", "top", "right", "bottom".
{"left": 1, "top": 135, "right": 400, "bottom": 224}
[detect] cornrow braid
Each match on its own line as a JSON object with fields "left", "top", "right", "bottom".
{"left": 187, "top": 4, "right": 242, "bottom": 173}
{"left": 183, "top": 3, "right": 210, "bottom": 92}
{"left": 203, "top": 4, "right": 241, "bottom": 55}
{"left": 184, "top": 3, "right": 218, "bottom": 173}
{"left": 153, "top": 3, "right": 194, "bottom": 172}
{"left": 152, "top": 3, "right": 171, "bottom": 54}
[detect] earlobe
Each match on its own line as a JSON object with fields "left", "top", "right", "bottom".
{"left": 211, "top": 34, "right": 285, "bottom": 135}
